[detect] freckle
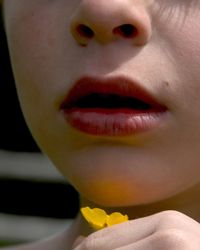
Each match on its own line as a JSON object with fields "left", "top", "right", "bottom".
{"left": 164, "top": 81, "right": 170, "bottom": 87}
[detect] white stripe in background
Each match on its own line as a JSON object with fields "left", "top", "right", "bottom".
{"left": 0, "top": 213, "right": 73, "bottom": 242}
{"left": 0, "top": 150, "right": 65, "bottom": 182}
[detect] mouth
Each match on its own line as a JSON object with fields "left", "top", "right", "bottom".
{"left": 60, "top": 76, "right": 168, "bottom": 136}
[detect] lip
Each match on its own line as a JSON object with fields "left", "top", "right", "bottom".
{"left": 60, "top": 76, "right": 168, "bottom": 136}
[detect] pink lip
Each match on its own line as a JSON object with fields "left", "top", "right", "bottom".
{"left": 60, "top": 76, "right": 167, "bottom": 136}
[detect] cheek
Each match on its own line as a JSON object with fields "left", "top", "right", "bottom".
{"left": 4, "top": 13, "right": 81, "bottom": 162}
{"left": 154, "top": 8, "right": 200, "bottom": 119}
{"left": 171, "top": 24, "right": 200, "bottom": 116}
{"left": 165, "top": 10, "right": 200, "bottom": 73}
{"left": 5, "top": 4, "right": 79, "bottom": 112}
{"left": 4, "top": 18, "right": 56, "bottom": 145}
{"left": 5, "top": 10, "right": 59, "bottom": 116}
{"left": 3, "top": 3, "right": 83, "bottom": 157}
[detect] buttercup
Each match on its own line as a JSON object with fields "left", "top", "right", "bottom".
{"left": 1, "top": 0, "right": 200, "bottom": 249}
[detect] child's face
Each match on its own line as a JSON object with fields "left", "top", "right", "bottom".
{"left": 3, "top": 0, "right": 200, "bottom": 207}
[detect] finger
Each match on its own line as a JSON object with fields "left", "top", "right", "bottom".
{"left": 115, "top": 229, "right": 188, "bottom": 250}
{"left": 76, "top": 210, "right": 195, "bottom": 250}
{"left": 74, "top": 215, "right": 157, "bottom": 250}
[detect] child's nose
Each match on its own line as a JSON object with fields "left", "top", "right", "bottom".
{"left": 70, "top": 0, "right": 152, "bottom": 46}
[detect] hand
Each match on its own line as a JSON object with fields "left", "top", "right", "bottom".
{"left": 72, "top": 210, "right": 200, "bottom": 249}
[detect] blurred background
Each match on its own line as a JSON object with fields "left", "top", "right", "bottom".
{"left": 0, "top": 9, "right": 79, "bottom": 248}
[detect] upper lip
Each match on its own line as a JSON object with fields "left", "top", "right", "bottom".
{"left": 60, "top": 76, "right": 167, "bottom": 111}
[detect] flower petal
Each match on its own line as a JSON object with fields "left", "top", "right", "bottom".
{"left": 80, "top": 207, "right": 107, "bottom": 230}
{"left": 106, "top": 212, "right": 129, "bottom": 226}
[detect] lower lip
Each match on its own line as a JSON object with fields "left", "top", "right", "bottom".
{"left": 62, "top": 108, "right": 167, "bottom": 136}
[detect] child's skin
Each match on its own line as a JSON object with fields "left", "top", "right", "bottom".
{"left": 1, "top": 0, "right": 200, "bottom": 249}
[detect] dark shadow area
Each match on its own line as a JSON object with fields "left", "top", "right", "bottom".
{"left": 0, "top": 178, "right": 79, "bottom": 218}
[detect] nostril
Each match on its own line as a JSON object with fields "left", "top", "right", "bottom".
{"left": 113, "top": 24, "right": 137, "bottom": 38}
{"left": 76, "top": 24, "right": 94, "bottom": 39}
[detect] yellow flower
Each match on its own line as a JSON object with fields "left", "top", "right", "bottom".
{"left": 81, "top": 207, "right": 129, "bottom": 230}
